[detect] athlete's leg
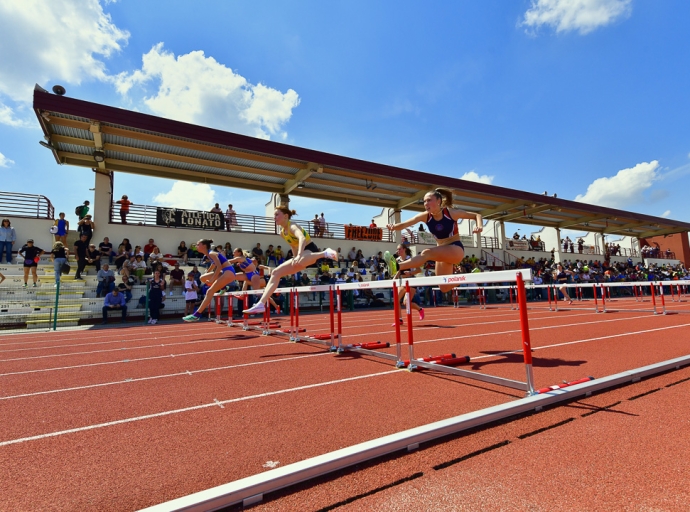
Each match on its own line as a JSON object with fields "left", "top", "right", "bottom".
{"left": 195, "top": 271, "right": 236, "bottom": 315}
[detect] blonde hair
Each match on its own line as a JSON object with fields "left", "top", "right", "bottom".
{"left": 52, "top": 241, "right": 64, "bottom": 251}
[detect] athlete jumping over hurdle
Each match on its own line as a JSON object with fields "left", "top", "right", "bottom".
{"left": 182, "top": 239, "right": 237, "bottom": 322}
{"left": 387, "top": 188, "right": 482, "bottom": 293}
{"left": 229, "top": 248, "right": 280, "bottom": 313}
{"left": 243, "top": 205, "right": 337, "bottom": 315}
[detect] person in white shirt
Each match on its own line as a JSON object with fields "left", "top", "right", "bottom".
{"left": 184, "top": 273, "right": 199, "bottom": 315}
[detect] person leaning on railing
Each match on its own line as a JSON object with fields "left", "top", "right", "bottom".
{"left": 115, "top": 195, "right": 132, "bottom": 224}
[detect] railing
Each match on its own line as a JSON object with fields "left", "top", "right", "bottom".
{"left": 641, "top": 250, "right": 676, "bottom": 260}
{"left": 607, "top": 246, "right": 639, "bottom": 258}
{"left": 481, "top": 249, "right": 506, "bottom": 269}
{"left": 481, "top": 236, "right": 499, "bottom": 250}
{"left": 0, "top": 191, "right": 54, "bottom": 219}
{"left": 110, "top": 203, "right": 396, "bottom": 243}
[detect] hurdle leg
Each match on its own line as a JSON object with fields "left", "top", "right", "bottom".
{"left": 329, "top": 286, "right": 336, "bottom": 351}
{"left": 547, "top": 285, "right": 552, "bottom": 311}
{"left": 659, "top": 284, "right": 667, "bottom": 315}
{"left": 650, "top": 283, "right": 658, "bottom": 315}
{"left": 393, "top": 282, "right": 403, "bottom": 366}
{"left": 516, "top": 273, "right": 536, "bottom": 395}
{"left": 405, "top": 281, "right": 416, "bottom": 371}
{"left": 600, "top": 285, "right": 607, "bottom": 313}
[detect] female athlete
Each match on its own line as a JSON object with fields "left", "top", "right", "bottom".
{"left": 243, "top": 206, "right": 337, "bottom": 315}
{"left": 229, "top": 248, "right": 280, "bottom": 313}
{"left": 182, "top": 239, "right": 237, "bottom": 321}
{"left": 387, "top": 188, "right": 482, "bottom": 293}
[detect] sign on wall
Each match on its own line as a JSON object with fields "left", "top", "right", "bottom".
{"left": 156, "top": 208, "right": 224, "bottom": 230}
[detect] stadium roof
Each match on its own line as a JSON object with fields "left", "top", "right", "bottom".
{"left": 33, "top": 85, "right": 690, "bottom": 239}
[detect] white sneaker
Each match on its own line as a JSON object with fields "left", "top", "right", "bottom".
{"left": 148, "top": 318, "right": 154, "bottom": 324}
{"left": 151, "top": 319, "right": 157, "bottom": 324}
{"left": 243, "top": 302, "right": 265, "bottom": 315}
{"left": 324, "top": 248, "right": 337, "bottom": 261}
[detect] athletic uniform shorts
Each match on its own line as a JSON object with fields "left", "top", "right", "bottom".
{"left": 24, "top": 260, "right": 37, "bottom": 268}
{"left": 450, "top": 241, "right": 464, "bottom": 249}
{"left": 220, "top": 266, "right": 236, "bottom": 275}
{"left": 305, "top": 242, "right": 319, "bottom": 253}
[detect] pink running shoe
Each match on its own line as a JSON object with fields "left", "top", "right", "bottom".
{"left": 418, "top": 308, "right": 425, "bottom": 321}
{"left": 391, "top": 318, "right": 403, "bottom": 327}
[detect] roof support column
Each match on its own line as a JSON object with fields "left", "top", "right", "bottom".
{"left": 93, "top": 169, "right": 112, "bottom": 225}
{"left": 554, "top": 227, "right": 563, "bottom": 263}
{"left": 600, "top": 233, "right": 607, "bottom": 258}
{"left": 498, "top": 221, "right": 506, "bottom": 250}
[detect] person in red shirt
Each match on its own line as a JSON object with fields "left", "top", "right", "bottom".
{"left": 144, "top": 238, "right": 155, "bottom": 263}
{"left": 369, "top": 220, "right": 377, "bottom": 228}
{"left": 115, "top": 195, "right": 132, "bottom": 224}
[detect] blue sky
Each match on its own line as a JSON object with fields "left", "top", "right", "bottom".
{"left": 1, "top": 0, "right": 689, "bottom": 234}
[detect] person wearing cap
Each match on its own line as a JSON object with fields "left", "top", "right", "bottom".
{"left": 169, "top": 262, "right": 185, "bottom": 291}
{"left": 77, "top": 214, "right": 95, "bottom": 245}
{"left": 18, "top": 239, "right": 44, "bottom": 288}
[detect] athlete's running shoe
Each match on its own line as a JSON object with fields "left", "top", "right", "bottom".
{"left": 391, "top": 318, "right": 403, "bottom": 327}
{"left": 383, "top": 251, "right": 398, "bottom": 275}
{"left": 182, "top": 314, "right": 200, "bottom": 322}
{"left": 419, "top": 308, "right": 425, "bottom": 321}
{"left": 243, "top": 302, "right": 265, "bottom": 315}
{"left": 324, "top": 248, "right": 338, "bottom": 261}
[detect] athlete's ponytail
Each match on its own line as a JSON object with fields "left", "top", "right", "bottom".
{"left": 431, "top": 188, "right": 454, "bottom": 208}
{"left": 275, "top": 205, "right": 297, "bottom": 218}
{"left": 198, "top": 239, "right": 214, "bottom": 250}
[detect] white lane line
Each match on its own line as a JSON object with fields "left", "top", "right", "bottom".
{"left": 0, "top": 370, "right": 398, "bottom": 447}
{"left": 0, "top": 341, "right": 297, "bottom": 378}
{"left": 468, "top": 322, "right": 690, "bottom": 361}
{"left": 0, "top": 352, "right": 332, "bottom": 401}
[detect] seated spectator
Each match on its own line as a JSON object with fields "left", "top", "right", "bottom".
{"left": 148, "top": 246, "right": 164, "bottom": 266}
{"left": 117, "top": 276, "right": 134, "bottom": 304}
{"left": 190, "top": 265, "right": 202, "bottom": 285}
{"left": 224, "top": 242, "right": 233, "bottom": 259}
{"left": 266, "top": 244, "right": 276, "bottom": 266}
{"left": 169, "top": 262, "right": 185, "bottom": 290}
{"left": 114, "top": 245, "right": 129, "bottom": 270}
{"left": 102, "top": 287, "right": 127, "bottom": 324}
{"left": 131, "top": 245, "right": 144, "bottom": 261}
{"left": 347, "top": 247, "right": 357, "bottom": 265}
{"left": 132, "top": 254, "right": 146, "bottom": 283}
{"left": 144, "top": 238, "right": 156, "bottom": 262}
{"left": 99, "top": 237, "right": 114, "bottom": 264}
{"left": 251, "top": 243, "right": 264, "bottom": 264}
{"left": 96, "top": 263, "right": 116, "bottom": 298}
{"left": 177, "top": 241, "right": 189, "bottom": 264}
{"left": 118, "top": 238, "right": 132, "bottom": 253}
{"left": 85, "top": 243, "right": 102, "bottom": 272}
{"left": 274, "top": 245, "right": 284, "bottom": 265}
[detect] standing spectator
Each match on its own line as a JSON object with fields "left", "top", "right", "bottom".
{"left": 102, "top": 287, "right": 127, "bottom": 324}
{"left": 223, "top": 242, "right": 233, "bottom": 259}
{"left": 19, "top": 239, "right": 44, "bottom": 288}
{"left": 251, "top": 243, "right": 264, "bottom": 265}
{"left": 49, "top": 241, "right": 68, "bottom": 287}
{"left": 190, "top": 265, "right": 202, "bottom": 286}
{"left": 76, "top": 200, "right": 90, "bottom": 220}
{"left": 0, "top": 218, "right": 16, "bottom": 264}
{"left": 169, "top": 262, "right": 185, "bottom": 291}
{"left": 184, "top": 272, "right": 199, "bottom": 315}
{"left": 147, "top": 269, "right": 166, "bottom": 324}
{"left": 96, "top": 263, "right": 116, "bottom": 297}
{"left": 336, "top": 247, "right": 345, "bottom": 268}
{"left": 73, "top": 233, "right": 89, "bottom": 280}
{"left": 99, "top": 237, "right": 114, "bottom": 264}
{"left": 53, "top": 212, "right": 69, "bottom": 245}
{"left": 369, "top": 220, "right": 377, "bottom": 228}
{"left": 210, "top": 203, "right": 223, "bottom": 231}
{"left": 144, "top": 238, "right": 156, "bottom": 263}
{"left": 312, "top": 214, "right": 321, "bottom": 237}
{"left": 577, "top": 238, "right": 584, "bottom": 254}
{"left": 319, "top": 213, "right": 327, "bottom": 236}
{"left": 225, "top": 204, "right": 237, "bottom": 232}
{"left": 274, "top": 245, "right": 284, "bottom": 265}
{"left": 347, "top": 247, "right": 357, "bottom": 265}
{"left": 77, "top": 214, "right": 95, "bottom": 245}
{"left": 265, "top": 244, "right": 276, "bottom": 266}
{"left": 115, "top": 195, "right": 132, "bottom": 224}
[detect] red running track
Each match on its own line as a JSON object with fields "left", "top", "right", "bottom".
{"left": 0, "top": 303, "right": 689, "bottom": 510}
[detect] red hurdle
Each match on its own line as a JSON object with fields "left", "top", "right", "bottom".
{"left": 516, "top": 272, "right": 536, "bottom": 394}
{"left": 536, "top": 376, "right": 594, "bottom": 394}
{"left": 650, "top": 283, "right": 658, "bottom": 315}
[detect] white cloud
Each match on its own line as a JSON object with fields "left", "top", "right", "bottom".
{"left": 461, "top": 171, "right": 494, "bottom": 185}
{"left": 0, "top": 0, "right": 129, "bottom": 102}
{"left": 152, "top": 181, "right": 217, "bottom": 211}
{"left": 575, "top": 160, "right": 659, "bottom": 208}
{"left": 521, "top": 0, "right": 632, "bottom": 35}
{"left": 661, "top": 210, "right": 671, "bottom": 218}
{"left": 115, "top": 43, "right": 300, "bottom": 140}
{"left": 0, "top": 151, "right": 15, "bottom": 167}
{"left": 0, "top": 103, "right": 30, "bottom": 127}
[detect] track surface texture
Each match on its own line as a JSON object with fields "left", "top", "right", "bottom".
{"left": 1, "top": 296, "right": 689, "bottom": 511}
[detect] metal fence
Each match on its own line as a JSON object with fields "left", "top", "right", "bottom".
{"left": 0, "top": 191, "right": 54, "bottom": 219}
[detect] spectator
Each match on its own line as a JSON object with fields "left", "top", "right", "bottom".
{"left": 177, "top": 241, "right": 189, "bottom": 264}
{"left": 336, "top": 247, "right": 345, "bottom": 268}
{"left": 115, "top": 195, "right": 132, "bottom": 224}
{"left": 73, "top": 233, "right": 89, "bottom": 280}
{"left": 147, "top": 269, "right": 166, "bottom": 324}
{"left": 210, "top": 203, "right": 223, "bottom": 231}
{"left": 53, "top": 212, "right": 69, "bottom": 245}
{"left": 18, "top": 239, "right": 44, "bottom": 287}
{"left": 84, "top": 243, "right": 102, "bottom": 273}
{"left": 144, "top": 238, "right": 156, "bottom": 263}
{"left": 274, "top": 245, "right": 284, "bottom": 265}
{"left": 130, "top": 245, "right": 144, "bottom": 261}
{"left": 225, "top": 204, "right": 237, "bottom": 232}
{"left": 265, "top": 244, "right": 276, "bottom": 266}
{"left": 418, "top": 223, "right": 425, "bottom": 232}
{"left": 369, "top": 220, "right": 377, "bottom": 228}
{"left": 119, "top": 238, "right": 132, "bottom": 253}
{"left": 49, "top": 241, "right": 68, "bottom": 287}
{"left": 96, "top": 263, "right": 116, "bottom": 298}
{"left": 132, "top": 254, "right": 146, "bottom": 284}
{"left": 0, "top": 218, "right": 16, "bottom": 264}
{"left": 77, "top": 214, "right": 95, "bottom": 245}
{"left": 251, "top": 243, "right": 264, "bottom": 265}
{"left": 184, "top": 272, "right": 199, "bottom": 315}
{"left": 99, "top": 237, "right": 114, "bottom": 264}
{"left": 76, "top": 200, "right": 90, "bottom": 220}
{"left": 347, "top": 247, "right": 357, "bottom": 265}
{"left": 513, "top": 232, "right": 520, "bottom": 240}
{"left": 102, "top": 287, "right": 127, "bottom": 324}
{"left": 148, "top": 246, "right": 164, "bottom": 266}
{"left": 169, "top": 263, "right": 185, "bottom": 291}
{"left": 119, "top": 255, "right": 133, "bottom": 282}
{"left": 223, "top": 242, "right": 233, "bottom": 259}
{"left": 312, "top": 214, "right": 321, "bottom": 237}
{"left": 117, "top": 276, "right": 134, "bottom": 304}
{"left": 190, "top": 265, "right": 202, "bottom": 285}
{"left": 319, "top": 213, "right": 327, "bottom": 235}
